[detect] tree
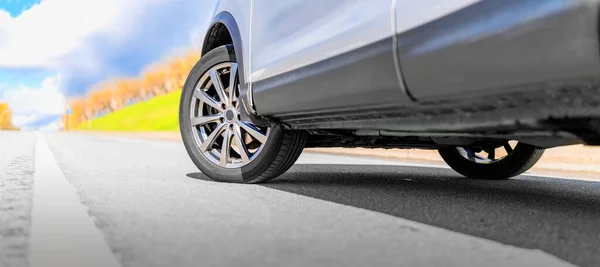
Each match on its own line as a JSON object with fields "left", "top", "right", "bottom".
{"left": 0, "top": 102, "right": 19, "bottom": 130}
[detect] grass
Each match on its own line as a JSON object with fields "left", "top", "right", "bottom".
{"left": 77, "top": 90, "right": 181, "bottom": 131}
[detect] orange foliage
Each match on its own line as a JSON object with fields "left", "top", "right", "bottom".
{"left": 0, "top": 102, "right": 19, "bottom": 130}
{"left": 62, "top": 48, "right": 201, "bottom": 130}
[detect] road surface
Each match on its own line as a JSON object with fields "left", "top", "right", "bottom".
{"left": 1, "top": 131, "right": 599, "bottom": 267}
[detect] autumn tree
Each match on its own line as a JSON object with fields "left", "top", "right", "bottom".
{"left": 0, "top": 102, "right": 19, "bottom": 130}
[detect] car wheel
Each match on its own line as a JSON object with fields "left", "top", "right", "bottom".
{"left": 438, "top": 141, "right": 545, "bottom": 180}
{"left": 179, "top": 45, "right": 307, "bottom": 183}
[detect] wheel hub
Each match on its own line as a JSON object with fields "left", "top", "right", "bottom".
{"left": 224, "top": 108, "right": 237, "bottom": 123}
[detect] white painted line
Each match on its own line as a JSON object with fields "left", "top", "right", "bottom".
{"left": 29, "top": 132, "right": 121, "bottom": 267}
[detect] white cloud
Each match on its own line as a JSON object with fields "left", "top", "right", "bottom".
{"left": 0, "top": 0, "right": 213, "bottom": 69}
{"left": 0, "top": 0, "right": 160, "bottom": 68}
{"left": 0, "top": 9, "right": 11, "bottom": 25}
{"left": 2, "top": 75, "right": 65, "bottom": 128}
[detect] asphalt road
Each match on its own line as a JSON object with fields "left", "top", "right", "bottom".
{"left": 1, "top": 131, "right": 599, "bottom": 267}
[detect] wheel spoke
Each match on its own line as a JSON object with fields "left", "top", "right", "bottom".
{"left": 219, "top": 127, "right": 232, "bottom": 167}
{"left": 464, "top": 148, "right": 476, "bottom": 161}
{"left": 193, "top": 88, "right": 222, "bottom": 111}
{"left": 237, "top": 121, "right": 267, "bottom": 143}
{"left": 209, "top": 68, "right": 228, "bottom": 104}
{"left": 503, "top": 141, "right": 513, "bottom": 154}
{"left": 233, "top": 124, "right": 250, "bottom": 163}
{"left": 200, "top": 123, "right": 226, "bottom": 152}
{"left": 191, "top": 114, "right": 221, "bottom": 126}
{"left": 487, "top": 149, "right": 495, "bottom": 160}
{"left": 228, "top": 63, "right": 238, "bottom": 105}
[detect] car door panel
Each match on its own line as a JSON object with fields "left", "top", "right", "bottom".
{"left": 395, "top": 0, "right": 600, "bottom": 100}
{"left": 394, "top": 0, "right": 481, "bottom": 34}
{"left": 250, "top": 0, "right": 410, "bottom": 116}
{"left": 251, "top": 0, "right": 393, "bottom": 82}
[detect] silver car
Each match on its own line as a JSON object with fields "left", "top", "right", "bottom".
{"left": 179, "top": 0, "right": 600, "bottom": 183}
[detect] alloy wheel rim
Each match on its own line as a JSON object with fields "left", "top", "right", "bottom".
{"left": 190, "top": 62, "right": 270, "bottom": 169}
{"left": 456, "top": 140, "right": 517, "bottom": 164}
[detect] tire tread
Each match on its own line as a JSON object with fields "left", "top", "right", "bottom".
{"left": 249, "top": 131, "right": 308, "bottom": 183}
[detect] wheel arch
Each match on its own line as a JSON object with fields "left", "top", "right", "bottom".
{"left": 201, "top": 11, "right": 270, "bottom": 127}
{"left": 202, "top": 12, "right": 246, "bottom": 86}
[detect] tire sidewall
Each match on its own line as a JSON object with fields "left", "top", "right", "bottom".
{"left": 179, "top": 45, "right": 283, "bottom": 183}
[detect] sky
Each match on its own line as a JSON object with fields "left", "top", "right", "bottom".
{"left": 0, "top": 0, "right": 216, "bottom": 130}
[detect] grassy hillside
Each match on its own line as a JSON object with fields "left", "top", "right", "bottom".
{"left": 77, "top": 90, "right": 181, "bottom": 131}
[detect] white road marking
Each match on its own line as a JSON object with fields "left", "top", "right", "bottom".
{"left": 29, "top": 132, "right": 121, "bottom": 267}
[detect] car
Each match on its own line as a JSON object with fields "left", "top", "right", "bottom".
{"left": 179, "top": 0, "right": 600, "bottom": 183}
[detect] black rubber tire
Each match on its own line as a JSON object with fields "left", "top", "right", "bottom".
{"left": 438, "top": 143, "right": 545, "bottom": 180}
{"left": 179, "top": 45, "right": 307, "bottom": 183}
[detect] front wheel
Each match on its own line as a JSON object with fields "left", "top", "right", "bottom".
{"left": 179, "top": 45, "right": 307, "bottom": 183}
{"left": 438, "top": 141, "right": 545, "bottom": 180}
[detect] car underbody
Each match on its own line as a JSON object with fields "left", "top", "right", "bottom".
{"left": 278, "top": 79, "right": 600, "bottom": 150}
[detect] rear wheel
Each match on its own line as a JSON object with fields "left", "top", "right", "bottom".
{"left": 179, "top": 45, "right": 307, "bottom": 183}
{"left": 438, "top": 141, "right": 544, "bottom": 180}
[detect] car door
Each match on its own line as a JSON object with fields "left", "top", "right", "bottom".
{"left": 395, "top": 0, "right": 600, "bottom": 101}
{"left": 394, "top": 0, "right": 486, "bottom": 100}
{"left": 250, "top": 0, "right": 410, "bottom": 116}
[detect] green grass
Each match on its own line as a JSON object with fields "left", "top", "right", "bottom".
{"left": 78, "top": 90, "right": 181, "bottom": 131}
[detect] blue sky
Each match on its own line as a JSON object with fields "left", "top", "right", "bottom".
{"left": 0, "top": 0, "right": 41, "bottom": 16}
{"left": 0, "top": 0, "right": 215, "bottom": 130}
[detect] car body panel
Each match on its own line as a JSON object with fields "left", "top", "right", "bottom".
{"left": 396, "top": 0, "right": 600, "bottom": 100}
{"left": 252, "top": 36, "right": 410, "bottom": 116}
{"left": 248, "top": 0, "right": 413, "bottom": 115}
{"left": 394, "top": 0, "right": 481, "bottom": 34}
{"left": 249, "top": 0, "right": 394, "bottom": 83}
